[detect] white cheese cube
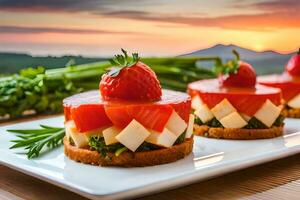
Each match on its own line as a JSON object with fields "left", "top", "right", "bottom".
{"left": 65, "top": 121, "right": 88, "bottom": 148}
{"left": 146, "top": 128, "right": 177, "bottom": 148}
{"left": 211, "top": 99, "right": 236, "bottom": 120}
{"left": 194, "top": 104, "right": 214, "bottom": 123}
{"left": 219, "top": 112, "right": 247, "bottom": 128}
{"left": 254, "top": 100, "right": 281, "bottom": 127}
{"left": 185, "top": 114, "right": 195, "bottom": 138}
{"left": 165, "top": 110, "right": 187, "bottom": 136}
{"left": 191, "top": 95, "right": 203, "bottom": 110}
{"left": 70, "top": 131, "right": 89, "bottom": 148}
{"left": 116, "top": 120, "right": 150, "bottom": 152}
{"left": 102, "top": 126, "right": 121, "bottom": 145}
{"left": 65, "top": 120, "right": 103, "bottom": 147}
{"left": 287, "top": 94, "right": 300, "bottom": 109}
{"left": 64, "top": 120, "right": 75, "bottom": 140}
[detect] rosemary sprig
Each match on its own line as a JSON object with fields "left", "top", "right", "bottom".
{"left": 8, "top": 125, "right": 65, "bottom": 159}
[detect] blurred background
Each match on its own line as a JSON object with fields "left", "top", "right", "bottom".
{"left": 1, "top": 0, "right": 299, "bottom": 74}
{"left": 0, "top": 0, "right": 299, "bottom": 118}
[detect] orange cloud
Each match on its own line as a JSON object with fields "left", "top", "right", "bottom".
{"left": 103, "top": 10, "right": 300, "bottom": 31}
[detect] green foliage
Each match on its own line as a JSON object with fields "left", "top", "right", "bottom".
{"left": 20, "top": 66, "right": 45, "bottom": 78}
{"left": 88, "top": 136, "right": 161, "bottom": 158}
{"left": 175, "top": 132, "right": 186, "bottom": 144}
{"left": 272, "top": 115, "right": 285, "bottom": 127}
{"left": 0, "top": 55, "right": 218, "bottom": 119}
{"left": 194, "top": 117, "right": 203, "bottom": 125}
{"left": 207, "top": 118, "right": 224, "bottom": 128}
{"left": 8, "top": 125, "right": 65, "bottom": 159}
{"left": 89, "top": 136, "right": 125, "bottom": 158}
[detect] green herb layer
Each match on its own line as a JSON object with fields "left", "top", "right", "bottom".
{"left": 88, "top": 133, "right": 187, "bottom": 158}
{"left": 195, "top": 115, "right": 284, "bottom": 129}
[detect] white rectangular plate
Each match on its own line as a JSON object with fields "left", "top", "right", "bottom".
{"left": 0, "top": 116, "right": 300, "bottom": 200}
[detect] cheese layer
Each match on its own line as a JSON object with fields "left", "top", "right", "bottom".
{"left": 192, "top": 96, "right": 282, "bottom": 128}
{"left": 65, "top": 111, "right": 194, "bottom": 151}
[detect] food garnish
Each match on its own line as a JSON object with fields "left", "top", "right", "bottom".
{"left": 100, "top": 49, "right": 162, "bottom": 101}
{"left": 215, "top": 50, "right": 256, "bottom": 88}
{"left": 8, "top": 50, "right": 194, "bottom": 163}
{"left": 8, "top": 125, "right": 65, "bottom": 158}
{"left": 286, "top": 48, "right": 300, "bottom": 76}
{"left": 188, "top": 50, "right": 284, "bottom": 139}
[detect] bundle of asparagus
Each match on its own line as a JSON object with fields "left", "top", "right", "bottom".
{"left": 0, "top": 57, "right": 219, "bottom": 119}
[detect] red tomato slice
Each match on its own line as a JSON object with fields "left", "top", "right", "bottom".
{"left": 198, "top": 93, "right": 280, "bottom": 116}
{"left": 71, "top": 104, "right": 112, "bottom": 132}
{"left": 104, "top": 104, "right": 132, "bottom": 128}
{"left": 127, "top": 104, "right": 173, "bottom": 132}
{"left": 105, "top": 104, "right": 173, "bottom": 132}
{"left": 170, "top": 101, "right": 191, "bottom": 122}
{"left": 188, "top": 79, "right": 281, "bottom": 116}
{"left": 105, "top": 90, "right": 190, "bottom": 131}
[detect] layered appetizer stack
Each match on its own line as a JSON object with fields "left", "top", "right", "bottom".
{"left": 188, "top": 51, "right": 284, "bottom": 139}
{"left": 258, "top": 49, "right": 300, "bottom": 118}
{"left": 63, "top": 50, "right": 194, "bottom": 167}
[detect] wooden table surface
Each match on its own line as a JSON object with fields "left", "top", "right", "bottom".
{"left": 1, "top": 115, "right": 300, "bottom": 200}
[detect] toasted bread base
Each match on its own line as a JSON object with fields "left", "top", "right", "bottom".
{"left": 64, "top": 137, "right": 193, "bottom": 167}
{"left": 282, "top": 107, "right": 300, "bottom": 118}
{"left": 194, "top": 124, "right": 283, "bottom": 139}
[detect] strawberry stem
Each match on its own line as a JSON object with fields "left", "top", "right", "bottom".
{"left": 232, "top": 49, "right": 240, "bottom": 61}
{"left": 298, "top": 48, "right": 300, "bottom": 55}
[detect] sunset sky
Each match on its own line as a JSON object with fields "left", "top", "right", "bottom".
{"left": 0, "top": 0, "right": 299, "bottom": 57}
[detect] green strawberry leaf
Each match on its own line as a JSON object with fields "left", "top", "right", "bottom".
{"left": 107, "top": 49, "right": 140, "bottom": 77}
{"left": 213, "top": 49, "right": 241, "bottom": 76}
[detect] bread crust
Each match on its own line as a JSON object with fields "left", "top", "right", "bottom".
{"left": 282, "top": 107, "right": 300, "bottom": 118}
{"left": 194, "top": 124, "right": 283, "bottom": 139}
{"left": 64, "top": 137, "right": 193, "bottom": 167}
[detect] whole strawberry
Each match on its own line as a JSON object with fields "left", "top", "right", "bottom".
{"left": 100, "top": 49, "right": 162, "bottom": 101}
{"left": 216, "top": 50, "right": 256, "bottom": 88}
{"left": 285, "top": 48, "right": 300, "bottom": 76}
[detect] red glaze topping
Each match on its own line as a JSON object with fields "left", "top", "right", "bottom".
{"left": 105, "top": 103, "right": 173, "bottom": 132}
{"left": 71, "top": 104, "right": 112, "bottom": 132}
{"left": 63, "top": 90, "right": 191, "bottom": 132}
{"left": 258, "top": 74, "right": 300, "bottom": 101}
{"left": 188, "top": 79, "right": 281, "bottom": 116}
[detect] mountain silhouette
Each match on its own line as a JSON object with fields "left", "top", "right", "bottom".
{"left": 0, "top": 44, "right": 296, "bottom": 75}
{"left": 181, "top": 44, "right": 295, "bottom": 74}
